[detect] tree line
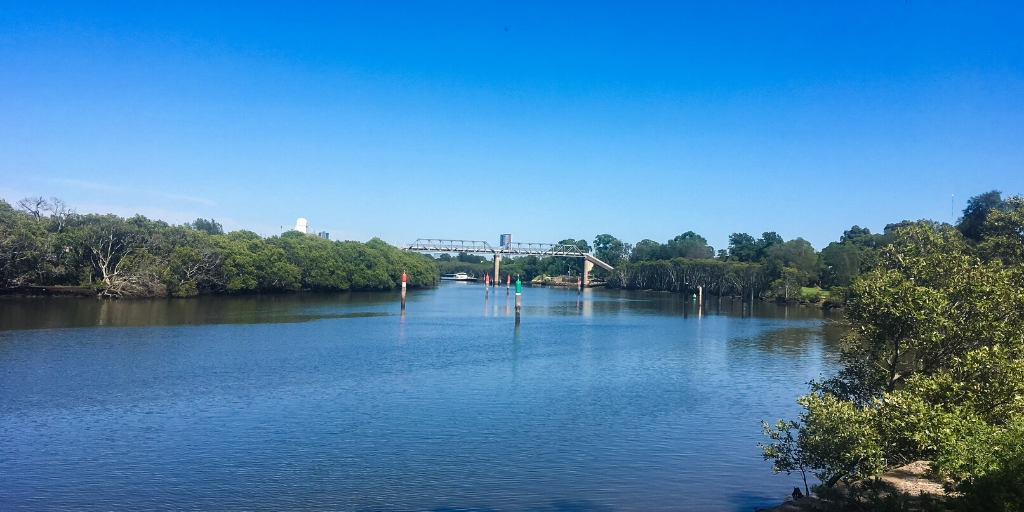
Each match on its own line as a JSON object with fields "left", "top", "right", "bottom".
{"left": 0, "top": 197, "right": 437, "bottom": 297}
{"left": 2, "top": 189, "right": 1018, "bottom": 304}
{"left": 602, "top": 229, "right": 893, "bottom": 302}
{"left": 569, "top": 192, "right": 1018, "bottom": 305}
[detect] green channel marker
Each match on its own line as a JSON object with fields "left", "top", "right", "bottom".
{"left": 516, "top": 279, "right": 521, "bottom": 294}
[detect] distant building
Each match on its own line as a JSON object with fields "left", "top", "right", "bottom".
{"left": 295, "top": 218, "right": 308, "bottom": 234}
{"left": 500, "top": 233, "right": 513, "bottom": 248}
{"left": 317, "top": 231, "right": 329, "bottom": 240}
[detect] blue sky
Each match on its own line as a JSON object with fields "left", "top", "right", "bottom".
{"left": 2, "top": 2, "right": 1022, "bottom": 251}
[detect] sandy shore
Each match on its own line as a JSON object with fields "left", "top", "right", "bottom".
{"left": 758, "top": 461, "right": 949, "bottom": 511}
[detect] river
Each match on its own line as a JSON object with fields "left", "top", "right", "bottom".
{"left": 0, "top": 283, "right": 842, "bottom": 511}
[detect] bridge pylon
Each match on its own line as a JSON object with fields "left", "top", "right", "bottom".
{"left": 582, "top": 259, "right": 594, "bottom": 287}
{"left": 493, "top": 254, "right": 500, "bottom": 286}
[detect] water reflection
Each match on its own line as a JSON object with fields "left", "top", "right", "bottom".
{"left": 0, "top": 286, "right": 841, "bottom": 332}
{"left": 731, "top": 326, "right": 823, "bottom": 356}
{"left": 531, "top": 288, "right": 836, "bottom": 321}
{"left": 512, "top": 323, "right": 521, "bottom": 381}
{"left": 0, "top": 294, "right": 401, "bottom": 330}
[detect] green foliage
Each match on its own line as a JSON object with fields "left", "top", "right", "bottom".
{"left": 844, "top": 224, "right": 1024, "bottom": 391}
{"left": 727, "top": 232, "right": 759, "bottom": 262}
{"left": 799, "top": 287, "right": 828, "bottom": 303}
{"left": 607, "top": 259, "right": 677, "bottom": 290}
{"left": 716, "top": 233, "right": 824, "bottom": 297}
{"left": 628, "top": 231, "right": 715, "bottom": 262}
{"left": 630, "top": 239, "right": 662, "bottom": 262}
{"left": 0, "top": 198, "right": 438, "bottom": 297}
{"left": 759, "top": 419, "right": 812, "bottom": 495}
{"left": 455, "top": 252, "right": 487, "bottom": 264}
{"left": 75, "top": 213, "right": 145, "bottom": 293}
{"left": 944, "top": 443, "right": 1024, "bottom": 512}
{"left": 978, "top": 195, "right": 1024, "bottom": 266}
{"left": 663, "top": 231, "right": 715, "bottom": 259}
{"left": 821, "top": 241, "right": 867, "bottom": 288}
{"left": 184, "top": 218, "right": 224, "bottom": 235}
{"left": 592, "top": 234, "right": 631, "bottom": 268}
{"left": 614, "top": 232, "right": 821, "bottom": 301}
{"left": 607, "top": 258, "right": 754, "bottom": 297}
{"left": 957, "top": 190, "right": 1007, "bottom": 242}
{"left": 766, "top": 238, "right": 819, "bottom": 284}
{"left": 727, "top": 231, "right": 783, "bottom": 263}
{"left": 769, "top": 267, "right": 804, "bottom": 301}
{"left": 798, "top": 392, "right": 886, "bottom": 486}
{"left": 0, "top": 200, "right": 45, "bottom": 287}
{"left": 762, "top": 216, "right": 1024, "bottom": 511}
{"left": 840, "top": 225, "right": 882, "bottom": 249}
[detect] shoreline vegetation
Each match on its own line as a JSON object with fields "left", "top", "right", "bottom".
{"left": 0, "top": 196, "right": 819, "bottom": 302}
{"left": 5, "top": 192, "right": 1009, "bottom": 306}
{"left": 759, "top": 192, "right": 1024, "bottom": 511}
{"left": 1, "top": 198, "right": 439, "bottom": 298}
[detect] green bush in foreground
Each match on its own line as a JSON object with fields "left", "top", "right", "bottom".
{"left": 760, "top": 213, "right": 1024, "bottom": 511}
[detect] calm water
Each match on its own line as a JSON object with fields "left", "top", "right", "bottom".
{"left": 0, "top": 284, "right": 842, "bottom": 511}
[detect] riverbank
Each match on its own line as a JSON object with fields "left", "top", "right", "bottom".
{"left": 0, "top": 285, "right": 434, "bottom": 300}
{"left": 599, "top": 286, "right": 841, "bottom": 309}
{"left": 758, "top": 461, "right": 949, "bottom": 511}
{"left": 526, "top": 281, "right": 606, "bottom": 288}
{"left": 0, "top": 285, "right": 96, "bottom": 297}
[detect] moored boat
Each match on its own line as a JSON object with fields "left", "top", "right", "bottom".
{"left": 440, "top": 272, "right": 475, "bottom": 281}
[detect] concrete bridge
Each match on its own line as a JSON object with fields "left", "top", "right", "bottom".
{"left": 402, "top": 238, "right": 614, "bottom": 286}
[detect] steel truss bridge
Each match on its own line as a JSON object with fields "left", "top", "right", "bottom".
{"left": 402, "top": 238, "right": 614, "bottom": 284}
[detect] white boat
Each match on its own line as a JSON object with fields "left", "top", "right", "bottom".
{"left": 440, "top": 272, "right": 475, "bottom": 281}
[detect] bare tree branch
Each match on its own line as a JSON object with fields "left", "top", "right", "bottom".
{"left": 17, "top": 197, "right": 49, "bottom": 219}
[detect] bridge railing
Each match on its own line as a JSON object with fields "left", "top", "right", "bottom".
{"left": 500, "top": 242, "right": 588, "bottom": 257}
{"left": 403, "top": 239, "right": 496, "bottom": 253}
{"left": 403, "top": 239, "right": 591, "bottom": 257}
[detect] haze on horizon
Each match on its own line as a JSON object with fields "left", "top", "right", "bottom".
{"left": 2, "top": 1, "right": 1022, "bottom": 251}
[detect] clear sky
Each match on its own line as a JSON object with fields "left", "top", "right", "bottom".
{"left": 2, "top": 2, "right": 1022, "bottom": 251}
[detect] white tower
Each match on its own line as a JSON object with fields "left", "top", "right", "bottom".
{"left": 295, "top": 218, "right": 308, "bottom": 234}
